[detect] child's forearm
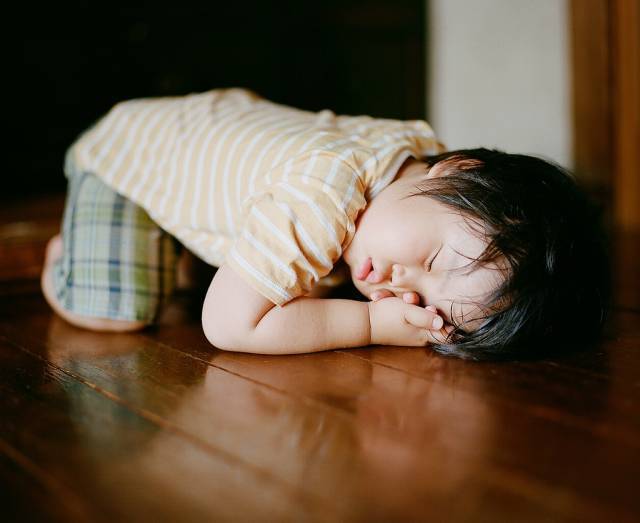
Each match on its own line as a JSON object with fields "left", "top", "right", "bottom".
{"left": 243, "top": 297, "right": 371, "bottom": 354}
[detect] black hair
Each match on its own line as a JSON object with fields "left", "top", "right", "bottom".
{"left": 413, "top": 147, "right": 611, "bottom": 361}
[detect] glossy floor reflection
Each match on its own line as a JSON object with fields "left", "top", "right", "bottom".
{"left": 1, "top": 206, "right": 639, "bottom": 521}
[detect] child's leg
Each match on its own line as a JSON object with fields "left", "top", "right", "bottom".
{"left": 41, "top": 170, "right": 181, "bottom": 332}
{"left": 41, "top": 234, "right": 150, "bottom": 331}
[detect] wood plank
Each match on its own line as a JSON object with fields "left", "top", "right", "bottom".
{"left": 2, "top": 311, "right": 638, "bottom": 522}
{"left": 0, "top": 194, "right": 64, "bottom": 282}
{"left": 141, "top": 321, "right": 640, "bottom": 521}
{"left": 0, "top": 220, "right": 59, "bottom": 282}
{"left": 569, "top": 0, "right": 613, "bottom": 193}
{"left": 0, "top": 316, "right": 550, "bottom": 522}
{"left": 612, "top": 0, "right": 640, "bottom": 230}
{"left": 2, "top": 196, "right": 639, "bottom": 522}
{"left": 0, "top": 334, "right": 332, "bottom": 522}
{"left": 612, "top": 230, "right": 640, "bottom": 310}
{"left": 570, "top": 0, "right": 640, "bottom": 230}
{"left": 0, "top": 194, "right": 65, "bottom": 225}
{"left": 0, "top": 441, "right": 85, "bottom": 523}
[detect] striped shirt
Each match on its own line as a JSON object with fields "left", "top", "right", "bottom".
{"left": 65, "top": 88, "right": 443, "bottom": 306}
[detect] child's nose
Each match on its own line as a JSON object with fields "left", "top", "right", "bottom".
{"left": 391, "top": 263, "right": 424, "bottom": 290}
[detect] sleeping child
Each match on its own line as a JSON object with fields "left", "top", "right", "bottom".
{"left": 41, "top": 88, "right": 610, "bottom": 360}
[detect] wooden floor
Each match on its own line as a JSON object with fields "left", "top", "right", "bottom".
{"left": 1, "top": 195, "right": 639, "bottom": 523}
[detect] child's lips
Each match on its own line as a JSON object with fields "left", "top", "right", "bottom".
{"left": 356, "top": 257, "right": 385, "bottom": 283}
{"left": 366, "top": 270, "right": 383, "bottom": 283}
{"left": 355, "top": 257, "right": 372, "bottom": 281}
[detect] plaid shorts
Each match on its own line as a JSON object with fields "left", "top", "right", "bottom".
{"left": 52, "top": 169, "right": 182, "bottom": 323}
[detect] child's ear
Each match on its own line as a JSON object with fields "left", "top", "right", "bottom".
{"left": 425, "top": 157, "right": 482, "bottom": 179}
{"left": 425, "top": 162, "right": 449, "bottom": 179}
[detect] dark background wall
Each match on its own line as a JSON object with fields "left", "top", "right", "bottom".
{"left": 13, "top": 0, "right": 425, "bottom": 201}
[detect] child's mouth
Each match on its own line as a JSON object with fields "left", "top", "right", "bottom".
{"left": 355, "top": 257, "right": 372, "bottom": 281}
{"left": 355, "top": 257, "right": 384, "bottom": 283}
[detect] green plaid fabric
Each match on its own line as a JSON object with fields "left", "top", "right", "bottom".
{"left": 52, "top": 169, "right": 181, "bottom": 322}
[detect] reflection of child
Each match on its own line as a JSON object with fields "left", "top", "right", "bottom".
{"left": 41, "top": 88, "right": 609, "bottom": 360}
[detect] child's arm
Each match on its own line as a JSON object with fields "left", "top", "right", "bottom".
{"left": 201, "top": 264, "right": 445, "bottom": 354}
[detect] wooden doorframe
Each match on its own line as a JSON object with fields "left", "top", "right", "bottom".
{"left": 570, "top": 0, "right": 639, "bottom": 230}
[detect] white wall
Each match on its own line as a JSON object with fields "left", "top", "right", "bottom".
{"left": 427, "top": 0, "right": 572, "bottom": 168}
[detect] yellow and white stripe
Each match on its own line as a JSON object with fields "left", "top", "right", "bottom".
{"left": 66, "top": 88, "right": 443, "bottom": 306}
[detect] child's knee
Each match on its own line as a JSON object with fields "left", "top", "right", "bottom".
{"left": 41, "top": 235, "right": 153, "bottom": 333}
{"left": 46, "top": 170, "right": 180, "bottom": 328}
{"left": 42, "top": 271, "right": 150, "bottom": 333}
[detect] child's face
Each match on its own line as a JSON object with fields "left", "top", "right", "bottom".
{"left": 342, "top": 160, "right": 505, "bottom": 331}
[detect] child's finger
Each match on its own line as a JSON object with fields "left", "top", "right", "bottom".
{"left": 371, "top": 290, "right": 421, "bottom": 303}
{"left": 404, "top": 306, "right": 443, "bottom": 330}
{"left": 371, "top": 289, "right": 394, "bottom": 301}
{"left": 402, "top": 291, "right": 420, "bottom": 305}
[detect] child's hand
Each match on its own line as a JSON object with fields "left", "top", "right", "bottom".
{"left": 367, "top": 296, "right": 453, "bottom": 347}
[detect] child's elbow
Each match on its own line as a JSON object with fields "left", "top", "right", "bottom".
{"left": 200, "top": 263, "right": 278, "bottom": 352}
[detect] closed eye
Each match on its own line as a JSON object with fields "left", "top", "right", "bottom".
{"left": 426, "top": 257, "right": 435, "bottom": 272}
{"left": 425, "top": 244, "right": 443, "bottom": 272}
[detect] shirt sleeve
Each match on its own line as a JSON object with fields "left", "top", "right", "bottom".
{"left": 226, "top": 153, "right": 366, "bottom": 306}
